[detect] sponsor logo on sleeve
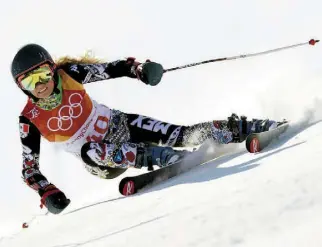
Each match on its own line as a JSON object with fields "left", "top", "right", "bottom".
{"left": 70, "top": 64, "right": 80, "bottom": 73}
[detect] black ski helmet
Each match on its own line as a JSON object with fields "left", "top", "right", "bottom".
{"left": 11, "top": 43, "right": 54, "bottom": 81}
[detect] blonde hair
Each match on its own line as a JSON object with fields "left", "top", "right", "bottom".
{"left": 55, "top": 51, "right": 104, "bottom": 67}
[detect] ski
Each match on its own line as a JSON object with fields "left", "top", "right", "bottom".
{"left": 119, "top": 158, "right": 187, "bottom": 196}
{"left": 245, "top": 121, "right": 289, "bottom": 153}
{"left": 119, "top": 143, "right": 241, "bottom": 196}
{"left": 119, "top": 122, "right": 289, "bottom": 196}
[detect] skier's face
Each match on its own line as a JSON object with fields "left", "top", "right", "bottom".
{"left": 18, "top": 64, "right": 55, "bottom": 99}
{"left": 30, "top": 79, "right": 55, "bottom": 99}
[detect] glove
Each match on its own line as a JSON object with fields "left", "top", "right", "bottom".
{"left": 39, "top": 184, "right": 70, "bottom": 214}
{"left": 128, "top": 58, "right": 164, "bottom": 86}
{"left": 137, "top": 61, "right": 164, "bottom": 86}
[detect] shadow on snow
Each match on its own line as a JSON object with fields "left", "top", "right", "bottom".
{"left": 140, "top": 141, "right": 305, "bottom": 195}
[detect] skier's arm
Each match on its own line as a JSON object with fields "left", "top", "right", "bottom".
{"left": 62, "top": 58, "right": 164, "bottom": 86}
{"left": 19, "top": 115, "right": 48, "bottom": 191}
{"left": 19, "top": 116, "right": 70, "bottom": 214}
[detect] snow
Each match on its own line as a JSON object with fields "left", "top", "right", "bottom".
{"left": 1, "top": 0, "right": 322, "bottom": 246}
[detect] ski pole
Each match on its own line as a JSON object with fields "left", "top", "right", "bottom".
{"left": 163, "top": 39, "right": 319, "bottom": 73}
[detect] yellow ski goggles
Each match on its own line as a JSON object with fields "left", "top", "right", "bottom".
{"left": 18, "top": 65, "right": 53, "bottom": 91}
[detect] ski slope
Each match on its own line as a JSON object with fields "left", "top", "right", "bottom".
{"left": 1, "top": 0, "right": 322, "bottom": 246}
{"left": 2, "top": 118, "right": 322, "bottom": 247}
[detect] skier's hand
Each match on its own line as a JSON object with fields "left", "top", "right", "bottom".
{"left": 130, "top": 58, "right": 163, "bottom": 86}
{"left": 39, "top": 184, "right": 70, "bottom": 214}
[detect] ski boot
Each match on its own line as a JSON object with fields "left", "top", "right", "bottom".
{"left": 136, "top": 144, "right": 189, "bottom": 170}
{"left": 212, "top": 113, "right": 280, "bottom": 144}
{"left": 228, "top": 113, "right": 281, "bottom": 142}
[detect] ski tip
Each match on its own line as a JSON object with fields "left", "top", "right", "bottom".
{"left": 249, "top": 137, "right": 261, "bottom": 153}
{"left": 119, "top": 179, "right": 136, "bottom": 196}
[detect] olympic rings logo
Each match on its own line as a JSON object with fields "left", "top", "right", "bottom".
{"left": 47, "top": 93, "right": 83, "bottom": 131}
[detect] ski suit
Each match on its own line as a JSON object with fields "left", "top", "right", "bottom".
{"left": 20, "top": 59, "right": 232, "bottom": 192}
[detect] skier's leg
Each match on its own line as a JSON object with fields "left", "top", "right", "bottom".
{"left": 123, "top": 112, "right": 280, "bottom": 146}
{"left": 80, "top": 141, "right": 188, "bottom": 174}
{"left": 80, "top": 143, "right": 128, "bottom": 179}
{"left": 84, "top": 110, "right": 280, "bottom": 176}
{"left": 125, "top": 113, "right": 234, "bottom": 146}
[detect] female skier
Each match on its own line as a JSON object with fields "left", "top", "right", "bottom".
{"left": 12, "top": 44, "right": 277, "bottom": 214}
